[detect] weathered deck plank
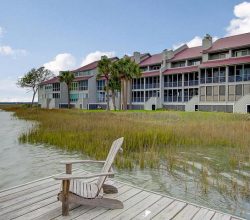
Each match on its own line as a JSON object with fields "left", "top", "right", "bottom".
{"left": 0, "top": 169, "right": 245, "bottom": 220}
{"left": 133, "top": 197, "right": 173, "bottom": 219}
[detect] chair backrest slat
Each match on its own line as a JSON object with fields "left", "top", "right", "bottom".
{"left": 96, "top": 137, "right": 124, "bottom": 193}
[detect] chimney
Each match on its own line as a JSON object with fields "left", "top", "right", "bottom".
{"left": 162, "top": 49, "right": 174, "bottom": 67}
{"left": 202, "top": 34, "right": 212, "bottom": 50}
{"left": 133, "top": 51, "right": 141, "bottom": 64}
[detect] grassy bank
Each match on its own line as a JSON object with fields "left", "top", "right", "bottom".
{"left": 2, "top": 106, "right": 250, "bottom": 199}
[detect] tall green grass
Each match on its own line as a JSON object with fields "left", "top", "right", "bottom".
{"left": 2, "top": 106, "right": 250, "bottom": 198}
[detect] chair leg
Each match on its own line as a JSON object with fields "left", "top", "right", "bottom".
{"left": 62, "top": 179, "right": 70, "bottom": 216}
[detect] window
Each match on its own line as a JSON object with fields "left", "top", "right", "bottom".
{"left": 79, "top": 80, "right": 88, "bottom": 90}
{"left": 149, "top": 65, "right": 161, "bottom": 71}
{"left": 209, "top": 52, "right": 228, "bottom": 60}
{"left": 97, "top": 80, "right": 105, "bottom": 90}
{"left": 140, "top": 66, "right": 148, "bottom": 72}
{"left": 171, "top": 61, "right": 185, "bottom": 68}
{"left": 70, "top": 82, "right": 78, "bottom": 91}
{"left": 188, "top": 59, "right": 201, "bottom": 66}
{"left": 234, "top": 48, "right": 250, "bottom": 57}
{"left": 70, "top": 93, "right": 78, "bottom": 102}
{"left": 97, "top": 91, "right": 106, "bottom": 102}
{"left": 132, "top": 91, "right": 144, "bottom": 102}
{"left": 206, "top": 86, "right": 212, "bottom": 101}
{"left": 52, "top": 93, "right": 60, "bottom": 99}
{"left": 45, "top": 84, "right": 52, "bottom": 90}
{"left": 52, "top": 83, "right": 60, "bottom": 91}
{"left": 244, "top": 64, "right": 250, "bottom": 81}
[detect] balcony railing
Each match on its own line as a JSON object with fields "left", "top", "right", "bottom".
{"left": 200, "top": 77, "right": 226, "bottom": 84}
{"left": 132, "top": 97, "right": 144, "bottom": 102}
{"left": 184, "top": 80, "right": 199, "bottom": 86}
{"left": 145, "top": 83, "right": 159, "bottom": 89}
{"left": 132, "top": 84, "right": 144, "bottom": 90}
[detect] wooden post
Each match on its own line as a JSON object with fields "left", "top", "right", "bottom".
{"left": 62, "top": 163, "right": 72, "bottom": 216}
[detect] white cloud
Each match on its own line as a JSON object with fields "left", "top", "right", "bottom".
{"left": 226, "top": 1, "right": 250, "bottom": 36}
{"left": 0, "top": 78, "right": 34, "bottom": 102}
{"left": 81, "top": 51, "right": 115, "bottom": 66}
{"left": 44, "top": 53, "right": 76, "bottom": 74}
{"left": 0, "top": 45, "right": 27, "bottom": 57}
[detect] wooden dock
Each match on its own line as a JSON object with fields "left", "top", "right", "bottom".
{"left": 0, "top": 169, "right": 245, "bottom": 220}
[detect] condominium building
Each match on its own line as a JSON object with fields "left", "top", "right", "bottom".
{"left": 38, "top": 32, "right": 250, "bottom": 113}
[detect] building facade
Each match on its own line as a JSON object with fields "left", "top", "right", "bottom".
{"left": 38, "top": 32, "right": 250, "bottom": 113}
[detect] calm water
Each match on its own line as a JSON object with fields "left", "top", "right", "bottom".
{"left": 0, "top": 110, "right": 249, "bottom": 219}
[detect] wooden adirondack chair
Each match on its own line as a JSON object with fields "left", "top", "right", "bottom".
{"left": 54, "top": 137, "right": 124, "bottom": 216}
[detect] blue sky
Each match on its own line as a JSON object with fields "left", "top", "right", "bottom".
{"left": 0, "top": 0, "right": 250, "bottom": 101}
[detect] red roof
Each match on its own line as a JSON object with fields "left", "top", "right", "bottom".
{"left": 200, "top": 56, "right": 250, "bottom": 68}
{"left": 142, "top": 71, "right": 160, "bottom": 77}
{"left": 171, "top": 46, "right": 202, "bottom": 61}
{"left": 163, "top": 66, "right": 198, "bottom": 75}
{"left": 139, "top": 53, "right": 162, "bottom": 66}
{"left": 72, "top": 57, "right": 118, "bottom": 72}
{"left": 204, "top": 32, "right": 250, "bottom": 52}
{"left": 40, "top": 77, "right": 59, "bottom": 85}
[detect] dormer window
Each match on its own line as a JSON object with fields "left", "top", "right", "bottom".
{"left": 140, "top": 66, "right": 148, "bottom": 72}
{"left": 149, "top": 65, "right": 161, "bottom": 71}
{"left": 171, "top": 61, "right": 185, "bottom": 68}
{"left": 233, "top": 48, "right": 250, "bottom": 57}
{"left": 188, "top": 59, "right": 201, "bottom": 66}
{"left": 209, "top": 52, "right": 228, "bottom": 60}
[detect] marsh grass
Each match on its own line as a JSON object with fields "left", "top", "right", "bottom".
{"left": 2, "top": 106, "right": 250, "bottom": 200}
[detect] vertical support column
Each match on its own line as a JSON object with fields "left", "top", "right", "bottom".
{"left": 225, "top": 66, "right": 229, "bottom": 102}
{"left": 159, "top": 69, "right": 163, "bottom": 107}
{"left": 143, "top": 77, "right": 146, "bottom": 105}
{"left": 182, "top": 73, "right": 184, "bottom": 103}
{"left": 62, "top": 163, "right": 72, "bottom": 216}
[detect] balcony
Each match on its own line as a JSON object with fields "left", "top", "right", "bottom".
{"left": 132, "top": 84, "right": 144, "bottom": 90}
{"left": 132, "top": 97, "right": 144, "bottom": 103}
{"left": 184, "top": 80, "right": 199, "bottom": 86}
{"left": 145, "top": 83, "right": 159, "bottom": 89}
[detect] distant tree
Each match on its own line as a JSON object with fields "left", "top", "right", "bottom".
{"left": 97, "top": 56, "right": 113, "bottom": 110}
{"left": 17, "top": 67, "right": 53, "bottom": 107}
{"left": 59, "top": 71, "right": 75, "bottom": 109}
{"left": 112, "top": 57, "right": 141, "bottom": 110}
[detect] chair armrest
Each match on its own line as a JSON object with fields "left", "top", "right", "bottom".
{"left": 60, "top": 160, "right": 106, "bottom": 164}
{"left": 54, "top": 172, "right": 114, "bottom": 180}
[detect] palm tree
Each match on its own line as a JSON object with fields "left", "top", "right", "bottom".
{"left": 112, "top": 56, "right": 141, "bottom": 110}
{"left": 108, "top": 72, "right": 121, "bottom": 110}
{"left": 97, "top": 56, "right": 112, "bottom": 110}
{"left": 59, "top": 71, "right": 75, "bottom": 108}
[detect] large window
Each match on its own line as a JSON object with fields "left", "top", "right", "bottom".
{"left": 79, "top": 80, "right": 88, "bottom": 90}
{"left": 188, "top": 59, "right": 201, "bottom": 66}
{"left": 233, "top": 48, "right": 250, "bottom": 57}
{"left": 70, "top": 93, "right": 78, "bottom": 102}
{"left": 52, "top": 93, "right": 60, "bottom": 99}
{"left": 145, "top": 76, "right": 159, "bottom": 89}
{"left": 149, "top": 65, "right": 161, "bottom": 71}
{"left": 209, "top": 52, "right": 228, "bottom": 60}
{"left": 97, "top": 91, "right": 105, "bottom": 102}
{"left": 228, "top": 64, "right": 250, "bottom": 82}
{"left": 164, "top": 89, "right": 182, "bottom": 102}
{"left": 184, "top": 88, "right": 198, "bottom": 101}
{"left": 97, "top": 80, "right": 105, "bottom": 90}
{"left": 200, "top": 67, "right": 226, "bottom": 84}
{"left": 171, "top": 61, "right": 185, "bottom": 68}
{"left": 132, "top": 78, "right": 144, "bottom": 90}
{"left": 52, "top": 83, "right": 60, "bottom": 91}
{"left": 70, "top": 82, "right": 78, "bottom": 91}
{"left": 132, "top": 91, "right": 144, "bottom": 102}
{"left": 145, "top": 90, "right": 159, "bottom": 101}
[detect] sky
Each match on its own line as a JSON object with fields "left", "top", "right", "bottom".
{"left": 0, "top": 0, "right": 250, "bottom": 102}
